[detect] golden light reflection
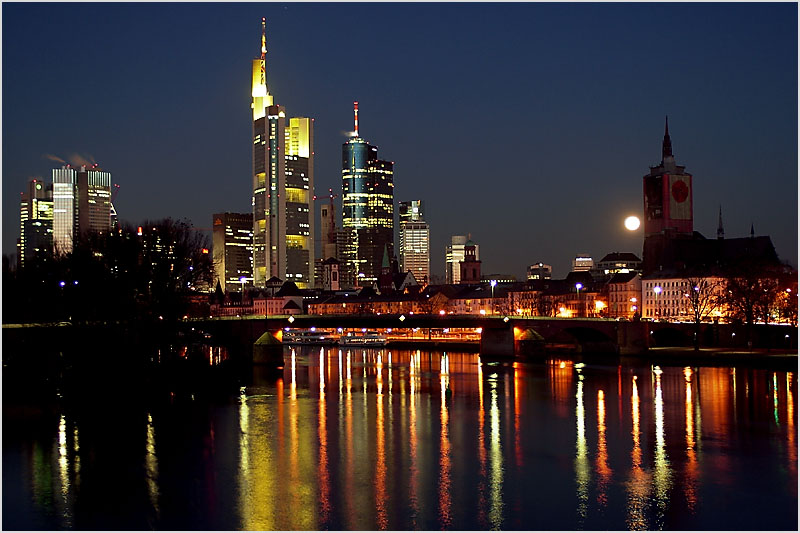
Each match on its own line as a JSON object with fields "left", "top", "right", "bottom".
{"left": 626, "top": 376, "right": 649, "bottom": 530}
{"left": 575, "top": 378, "right": 589, "bottom": 527}
{"left": 595, "top": 389, "right": 611, "bottom": 508}
{"left": 56, "top": 415, "right": 73, "bottom": 527}
{"left": 318, "top": 353, "right": 330, "bottom": 525}
{"left": 375, "top": 369, "right": 388, "bottom": 529}
{"left": 290, "top": 349, "right": 297, "bottom": 400}
{"left": 238, "top": 387, "right": 277, "bottom": 530}
{"left": 653, "top": 371, "right": 671, "bottom": 529}
{"left": 477, "top": 357, "right": 488, "bottom": 527}
{"left": 439, "top": 353, "right": 452, "bottom": 528}
{"left": 146, "top": 413, "right": 160, "bottom": 518}
{"left": 489, "top": 381, "right": 504, "bottom": 529}
{"left": 513, "top": 365, "right": 522, "bottom": 468}
{"left": 684, "top": 368, "right": 698, "bottom": 512}
{"left": 344, "top": 351, "right": 354, "bottom": 530}
{"left": 409, "top": 350, "right": 420, "bottom": 527}
{"left": 788, "top": 373, "right": 795, "bottom": 456}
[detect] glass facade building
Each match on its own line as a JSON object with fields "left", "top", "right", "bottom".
{"left": 212, "top": 212, "right": 254, "bottom": 292}
{"left": 399, "top": 200, "right": 429, "bottom": 284}
{"left": 341, "top": 108, "right": 394, "bottom": 287}
{"left": 251, "top": 21, "right": 314, "bottom": 288}
{"left": 18, "top": 179, "right": 53, "bottom": 267}
{"left": 51, "top": 165, "right": 112, "bottom": 255}
{"left": 445, "top": 235, "right": 479, "bottom": 284}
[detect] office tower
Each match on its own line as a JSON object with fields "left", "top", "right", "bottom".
{"left": 18, "top": 178, "right": 54, "bottom": 267}
{"left": 52, "top": 164, "right": 112, "bottom": 254}
{"left": 572, "top": 254, "right": 593, "bottom": 272}
{"left": 446, "top": 235, "right": 479, "bottom": 284}
{"left": 341, "top": 102, "right": 394, "bottom": 287}
{"left": 527, "top": 262, "right": 552, "bottom": 280}
{"left": 398, "top": 200, "right": 430, "bottom": 284}
{"left": 251, "top": 19, "right": 315, "bottom": 288}
{"left": 212, "top": 213, "right": 253, "bottom": 292}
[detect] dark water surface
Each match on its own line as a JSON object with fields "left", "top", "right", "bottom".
{"left": 3, "top": 347, "right": 797, "bottom": 530}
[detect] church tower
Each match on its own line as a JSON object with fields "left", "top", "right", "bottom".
{"left": 642, "top": 117, "right": 693, "bottom": 237}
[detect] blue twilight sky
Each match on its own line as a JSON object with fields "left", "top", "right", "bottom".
{"left": 2, "top": 2, "right": 797, "bottom": 279}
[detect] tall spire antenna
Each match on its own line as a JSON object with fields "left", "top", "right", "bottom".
{"left": 261, "top": 17, "right": 266, "bottom": 60}
{"left": 662, "top": 115, "right": 673, "bottom": 161}
{"left": 353, "top": 101, "right": 359, "bottom": 137}
{"left": 717, "top": 205, "right": 725, "bottom": 240}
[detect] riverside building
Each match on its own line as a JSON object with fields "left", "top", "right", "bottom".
{"left": 212, "top": 213, "right": 253, "bottom": 292}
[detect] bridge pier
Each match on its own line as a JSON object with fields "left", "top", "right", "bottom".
{"left": 616, "top": 321, "right": 649, "bottom": 355}
{"left": 480, "top": 327, "right": 515, "bottom": 358}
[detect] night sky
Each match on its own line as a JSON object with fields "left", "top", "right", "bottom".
{"left": 3, "top": 2, "right": 797, "bottom": 279}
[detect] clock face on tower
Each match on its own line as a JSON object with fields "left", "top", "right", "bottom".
{"left": 671, "top": 179, "right": 689, "bottom": 203}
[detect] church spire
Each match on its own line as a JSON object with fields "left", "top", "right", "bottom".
{"left": 661, "top": 115, "right": 673, "bottom": 161}
{"left": 750, "top": 223, "right": 755, "bottom": 238}
{"left": 717, "top": 205, "right": 724, "bottom": 240}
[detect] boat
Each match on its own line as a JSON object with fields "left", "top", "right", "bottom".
{"left": 282, "top": 330, "right": 338, "bottom": 345}
{"left": 339, "top": 331, "right": 388, "bottom": 347}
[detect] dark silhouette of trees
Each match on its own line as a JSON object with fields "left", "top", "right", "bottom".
{"left": 683, "top": 277, "right": 723, "bottom": 350}
{"left": 5, "top": 218, "right": 212, "bottom": 324}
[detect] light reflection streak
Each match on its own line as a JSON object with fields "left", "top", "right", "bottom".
{"left": 513, "top": 366, "right": 522, "bottom": 468}
{"left": 439, "top": 353, "right": 452, "bottom": 528}
{"left": 375, "top": 363, "right": 388, "bottom": 530}
{"left": 575, "top": 378, "right": 589, "bottom": 528}
{"left": 684, "top": 368, "right": 698, "bottom": 512}
{"left": 653, "top": 369, "right": 671, "bottom": 529}
{"left": 145, "top": 413, "right": 160, "bottom": 518}
{"left": 477, "top": 357, "right": 487, "bottom": 527}
{"left": 595, "top": 390, "right": 611, "bottom": 509}
{"left": 626, "top": 376, "right": 649, "bottom": 530}
{"left": 788, "top": 374, "right": 795, "bottom": 472}
{"left": 409, "top": 350, "right": 419, "bottom": 527}
{"left": 773, "top": 373, "right": 780, "bottom": 427}
{"left": 56, "top": 414, "right": 73, "bottom": 527}
{"left": 344, "top": 350, "right": 354, "bottom": 530}
{"left": 489, "top": 380, "right": 504, "bottom": 529}
{"left": 319, "top": 350, "right": 330, "bottom": 525}
{"left": 238, "top": 386, "right": 278, "bottom": 530}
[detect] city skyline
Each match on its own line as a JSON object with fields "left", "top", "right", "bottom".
{"left": 3, "top": 3, "right": 796, "bottom": 278}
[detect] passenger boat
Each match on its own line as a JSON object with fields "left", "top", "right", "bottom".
{"left": 339, "top": 331, "right": 388, "bottom": 347}
{"left": 282, "top": 330, "right": 338, "bottom": 345}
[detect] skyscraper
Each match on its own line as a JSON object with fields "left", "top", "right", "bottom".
{"left": 52, "top": 164, "right": 112, "bottom": 254}
{"left": 18, "top": 178, "right": 53, "bottom": 267}
{"left": 341, "top": 102, "right": 394, "bottom": 287}
{"left": 398, "top": 200, "right": 430, "bottom": 284}
{"left": 251, "top": 18, "right": 315, "bottom": 288}
{"left": 446, "top": 235, "right": 479, "bottom": 284}
{"left": 212, "top": 212, "right": 253, "bottom": 292}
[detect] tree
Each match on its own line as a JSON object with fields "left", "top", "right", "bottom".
{"left": 723, "top": 257, "right": 785, "bottom": 348}
{"left": 683, "top": 277, "right": 723, "bottom": 350}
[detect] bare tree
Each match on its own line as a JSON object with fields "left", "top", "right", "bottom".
{"left": 684, "top": 277, "right": 722, "bottom": 350}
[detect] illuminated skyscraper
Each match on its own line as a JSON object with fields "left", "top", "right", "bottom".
{"left": 212, "top": 212, "right": 253, "bottom": 292}
{"left": 18, "top": 178, "right": 53, "bottom": 267}
{"left": 251, "top": 18, "right": 315, "bottom": 287}
{"left": 398, "top": 200, "right": 429, "bottom": 284}
{"left": 341, "top": 102, "right": 394, "bottom": 287}
{"left": 52, "top": 164, "right": 112, "bottom": 254}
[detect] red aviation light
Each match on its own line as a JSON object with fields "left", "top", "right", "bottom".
{"left": 137, "top": 226, "right": 143, "bottom": 236}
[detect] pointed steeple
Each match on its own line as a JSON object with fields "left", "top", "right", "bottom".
{"left": 750, "top": 223, "right": 755, "bottom": 238}
{"left": 661, "top": 115, "right": 673, "bottom": 161}
{"left": 381, "top": 244, "right": 390, "bottom": 270}
{"left": 717, "top": 205, "right": 724, "bottom": 240}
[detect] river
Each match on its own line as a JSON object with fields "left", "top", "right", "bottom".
{"left": 3, "top": 346, "right": 796, "bottom": 530}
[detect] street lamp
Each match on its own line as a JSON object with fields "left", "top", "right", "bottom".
{"left": 653, "top": 286, "right": 662, "bottom": 319}
{"left": 575, "top": 283, "right": 583, "bottom": 317}
{"left": 490, "top": 280, "right": 497, "bottom": 315}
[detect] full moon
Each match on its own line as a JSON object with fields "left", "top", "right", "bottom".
{"left": 624, "top": 216, "right": 641, "bottom": 231}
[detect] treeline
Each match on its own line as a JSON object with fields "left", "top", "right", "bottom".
{"left": 4, "top": 218, "right": 213, "bottom": 325}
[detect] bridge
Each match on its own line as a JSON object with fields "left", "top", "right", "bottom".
{"left": 189, "top": 314, "right": 651, "bottom": 357}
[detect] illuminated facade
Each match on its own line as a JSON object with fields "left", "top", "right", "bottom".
{"left": 527, "top": 262, "right": 552, "bottom": 280}
{"left": 446, "top": 235, "right": 479, "bottom": 284}
{"left": 18, "top": 178, "right": 54, "bottom": 267}
{"left": 341, "top": 102, "right": 394, "bottom": 287}
{"left": 572, "top": 254, "right": 593, "bottom": 272}
{"left": 212, "top": 212, "right": 253, "bottom": 292}
{"left": 52, "top": 164, "right": 112, "bottom": 254}
{"left": 251, "top": 19, "right": 315, "bottom": 287}
{"left": 398, "top": 200, "right": 429, "bottom": 284}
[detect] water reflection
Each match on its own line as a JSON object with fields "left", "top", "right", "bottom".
{"left": 6, "top": 348, "right": 797, "bottom": 531}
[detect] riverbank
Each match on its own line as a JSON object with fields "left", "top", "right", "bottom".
{"left": 620, "top": 346, "right": 798, "bottom": 370}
